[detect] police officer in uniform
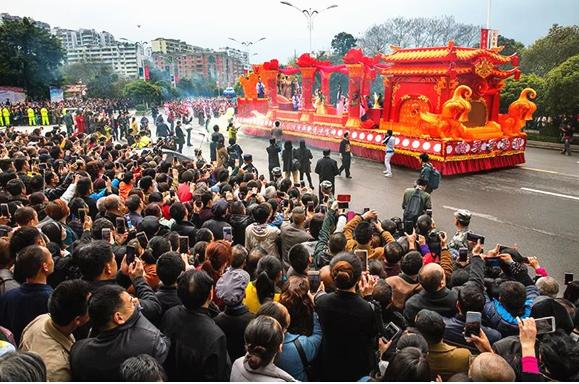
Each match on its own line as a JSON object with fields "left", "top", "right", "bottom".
{"left": 449, "top": 209, "right": 472, "bottom": 253}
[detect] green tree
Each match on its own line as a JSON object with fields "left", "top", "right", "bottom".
{"left": 497, "top": 35, "right": 525, "bottom": 57}
{"left": 543, "top": 54, "right": 579, "bottom": 117}
{"left": 521, "top": 24, "right": 579, "bottom": 76}
{"left": 122, "top": 80, "right": 162, "bottom": 105}
{"left": 0, "top": 17, "right": 64, "bottom": 99}
{"left": 500, "top": 73, "right": 545, "bottom": 113}
{"left": 331, "top": 32, "right": 357, "bottom": 56}
{"left": 61, "top": 62, "right": 120, "bottom": 98}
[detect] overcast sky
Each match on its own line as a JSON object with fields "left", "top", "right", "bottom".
{"left": 4, "top": 0, "right": 578, "bottom": 63}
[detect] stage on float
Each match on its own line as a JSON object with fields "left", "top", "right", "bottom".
{"left": 236, "top": 115, "right": 527, "bottom": 176}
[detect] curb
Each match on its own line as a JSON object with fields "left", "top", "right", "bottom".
{"left": 526, "top": 140, "right": 578, "bottom": 151}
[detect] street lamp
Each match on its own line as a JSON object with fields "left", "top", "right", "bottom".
{"left": 280, "top": 1, "right": 338, "bottom": 53}
{"left": 228, "top": 37, "right": 267, "bottom": 68}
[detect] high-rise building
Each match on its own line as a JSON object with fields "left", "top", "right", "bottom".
{"left": 0, "top": 13, "right": 50, "bottom": 30}
{"left": 151, "top": 38, "right": 193, "bottom": 55}
{"left": 66, "top": 42, "right": 144, "bottom": 78}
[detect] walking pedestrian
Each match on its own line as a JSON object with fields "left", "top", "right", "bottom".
{"left": 210, "top": 125, "right": 224, "bottom": 163}
{"left": 338, "top": 132, "right": 352, "bottom": 179}
{"left": 266, "top": 138, "right": 281, "bottom": 180}
{"left": 315, "top": 149, "right": 339, "bottom": 198}
{"left": 175, "top": 121, "right": 185, "bottom": 153}
{"left": 419, "top": 153, "right": 441, "bottom": 194}
{"left": 382, "top": 129, "right": 395, "bottom": 177}
{"left": 294, "top": 140, "right": 314, "bottom": 188}
{"left": 282, "top": 141, "right": 299, "bottom": 184}
{"left": 560, "top": 123, "right": 573, "bottom": 156}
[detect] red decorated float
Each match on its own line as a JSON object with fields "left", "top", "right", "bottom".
{"left": 235, "top": 42, "right": 537, "bottom": 175}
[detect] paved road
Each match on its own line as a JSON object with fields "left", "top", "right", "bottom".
{"left": 15, "top": 120, "right": 578, "bottom": 285}
{"left": 181, "top": 122, "right": 578, "bottom": 285}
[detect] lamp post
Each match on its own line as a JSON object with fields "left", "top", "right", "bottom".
{"left": 228, "top": 37, "right": 266, "bottom": 69}
{"left": 280, "top": 1, "right": 338, "bottom": 53}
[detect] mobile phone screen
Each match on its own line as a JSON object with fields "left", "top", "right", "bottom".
{"left": 565, "top": 272, "right": 574, "bottom": 285}
{"left": 354, "top": 249, "right": 369, "bottom": 271}
{"left": 307, "top": 270, "right": 321, "bottom": 293}
{"left": 458, "top": 247, "right": 468, "bottom": 262}
{"left": 178, "top": 236, "right": 189, "bottom": 253}
{"left": 535, "top": 316, "right": 556, "bottom": 335}
{"left": 464, "top": 311, "right": 482, "bottom": 337}
{"left": 223, "top": 227, "right": 233, "bottom": 242}
{"left": 102, "top": 228, "right": 112, "bottom": 243}
{"left": 0, "top": 204, "right": 10, "bottom": 217}
{"left": 126, "top": 245, "right": 136, "bottom": 265}
{"left": 383, "top": 322, "right": 401, "bottom": 341}
{"left": 78, "top": 208, "right": 86, "bottom": 222}
{"left": 307, "top": 201, "right": 314, "bottom": 213}
{"left": 116, "top": 217, "right": 126, "bottom": 234}
{"left": 136, "top": 232, "right": 148, "bottom": 249}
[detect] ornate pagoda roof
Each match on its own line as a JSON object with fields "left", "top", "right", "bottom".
{"left": 382, "top": 41, "right": 516, "bottom": 65}
{"left": 379, "top": 63, "right": 519, "bottom": 79}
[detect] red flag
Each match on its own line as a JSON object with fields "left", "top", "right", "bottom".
{"left": 480, "top": 28, "right": 489, "bottom": 49}
{"left": 144, "top": 65, "right": 150, "bottom": 81}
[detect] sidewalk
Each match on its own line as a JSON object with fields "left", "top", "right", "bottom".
{"left": 526, "top": 139, "right": 578, "bottom": 151}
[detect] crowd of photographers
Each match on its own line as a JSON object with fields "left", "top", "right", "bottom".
{"left": 0, "top": 116, "right": 577, "bottom": 382}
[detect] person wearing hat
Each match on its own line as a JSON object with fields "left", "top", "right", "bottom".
{"left": 315, "top": 149, "right": 339, "bottom": 199}
{"left": 449, "top": 209, "right": 471, "bottom": 253}
{"left": 214, "top": 265, "right": 254, "bottom": 361}
{"left": 266, "top": 138, "right": 281, "bottom": 180}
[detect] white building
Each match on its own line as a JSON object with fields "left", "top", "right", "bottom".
{"left": 66, "top": 42, "right": 144, "bottom": 79}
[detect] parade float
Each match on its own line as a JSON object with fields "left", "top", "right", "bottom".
{"left": 235, "top": 42, "right": 538, "bottom": 175}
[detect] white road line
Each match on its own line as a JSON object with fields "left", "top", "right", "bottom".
{"left": 441, "top": 205, "right": 558, "bottom": 237}
{"left": 442, "top": 205, "right": 504, "bottom": 223}
{"left": 520, "top": 187, "right": 579, "bottom": 201}
{"left": 520, "top": 167, "right": 579, "bottom": 179}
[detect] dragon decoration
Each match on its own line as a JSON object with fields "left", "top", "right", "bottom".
{"left": 498, "top": 88, "right": 538, "bottom": 136}
{"left": 420, "top": 86, "right": 537, "bottom": 140}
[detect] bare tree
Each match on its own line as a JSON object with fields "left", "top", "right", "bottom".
{"left": 358, "top": 15, "right": 481, "bottom": 55}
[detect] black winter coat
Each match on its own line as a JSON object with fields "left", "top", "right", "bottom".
{"left": 294, "top": 147, "right": 313, "bottom": 172}
{"left": 315, "top": 156, "right": 339, "bottom": 183}
{"left": 160, "top": 306, "right": 231, "bottom": 381}
{"left": 70, "top": 310, "right": 170, "bottom": 381}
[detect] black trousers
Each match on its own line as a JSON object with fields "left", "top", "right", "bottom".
{"left": 300, "top": 170, "right": 313, "bottom": 188}
{"left": 177, "top": 142, "right": 184, "bottom": 153}
{"left": 338, "top": 154, "right": 351, "bottom": 177}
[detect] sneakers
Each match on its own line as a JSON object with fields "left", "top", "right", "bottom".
{"left": 384, "top": 173, "right": 392, "bottom": 177}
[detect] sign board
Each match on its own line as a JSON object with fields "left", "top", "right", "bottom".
{"left": 49, "top": 86, "right": 64, "bottom": 103}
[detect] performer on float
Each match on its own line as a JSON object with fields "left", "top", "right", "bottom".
{"left": 256, "top": 78, "right": 265, "bottom": 98}
{"left": 314, "top": 90, "right": 327, "bottom": 114}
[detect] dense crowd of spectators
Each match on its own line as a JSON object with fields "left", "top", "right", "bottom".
{"left": 0, "top": 106, "right": 577, "bottom": 382}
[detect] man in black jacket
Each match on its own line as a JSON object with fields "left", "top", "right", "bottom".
{"left": 228, "top": 201, "right": 252, "bottom": 246}
{"left": 160, "top": 269, "right": 231, "bottom": 381}
{"left": 338, "top": 132, "right": 352, "bottom": 178}
{"left": 169, "top": 202, "right": 197, "bottom": 245}
{"left": 266, "top": 138, "right": 281, "bottom": 180}
{"left": 155, "top": 252, "right": 184, "bottom": 315}
{"left": 70, "top": 282, "right": 169, "bottom": 381}
{"left": 315, "top": 149, "right": 339, "bottom": 198}
{"left": 404, "top": 262, "right": 458, "bottom": 324}
{"left": 75, "top": 240, "right": 163, "bottom": 325}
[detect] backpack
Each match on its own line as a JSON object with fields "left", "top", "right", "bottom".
{"left": 425, "top": 163, "right": 441, "bottom": 190}
{"left": 403, "top": 189, "right": 423, "bottom": 229}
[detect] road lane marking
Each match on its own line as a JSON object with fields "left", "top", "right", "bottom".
{"left": 520, "top": 167, "right": 579, "bottom": 179}
{"left": 442, "top": 205, "right": 559, "bottom": 238}
{"left": 520, "top": 187, "right": 579, "bottom": 201}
